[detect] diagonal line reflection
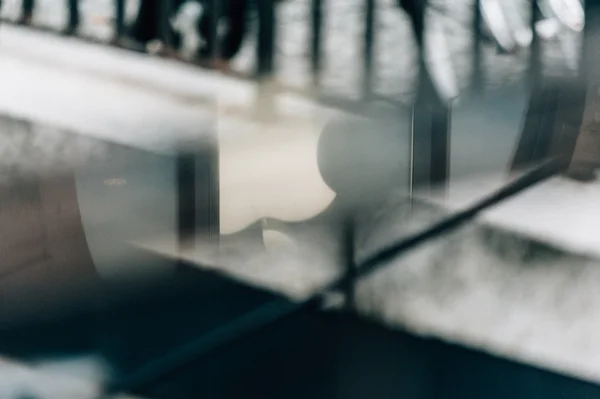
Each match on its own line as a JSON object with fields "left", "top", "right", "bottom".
{"left": 103, "top": 157, "right": 565, "bottom": 398}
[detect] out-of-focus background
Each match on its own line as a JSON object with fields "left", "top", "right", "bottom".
{"left": 2, "top": 1, "right": 600, "bottom": 399}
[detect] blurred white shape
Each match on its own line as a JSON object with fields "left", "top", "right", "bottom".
{"left": 513, "top": 28, "right": 533, "bottom": 47}
{"left": 124, "top": 0, "right": 141, "bottom": 24}
{"left": 480, "top": 0, "right": 518, "bottom": 53}
{"left": 32, "top": 0, "right": 68, "bottom": 29}
{"left": 0, "top": 357, "right": 100, "bottom": 399}
{"left": 501, "top": 0, "right": 531, "bottom": 47}
{"left": 425, "top": 15, "right": 460, "bottom": 101}
{"left": 263, "top": 229, "right": 297, "bottom": 255}
{"left": 171, "top": 0, "right": 204, "bottom": 59}
{"left": 536, "top": 18, "right": 562, "bottom": 40}
{"left": 512, "top": 19, "right": 562, "bottom": 47}
{"left": 547, "top": 0, "right": 584, "bottom": 32}
{"left": 36, "top": 355, "right": 113, "bottom": 385}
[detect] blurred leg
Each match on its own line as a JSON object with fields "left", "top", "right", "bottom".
{"left": 221, "top": 0, "right": 249, "bottom": 61}
{"left": 64, "top": 0, "right": 80, "bottom": 34}
{"left": 129, "top": 0, "right": 161, "bottom": 44}
{"left": 158, "top": 0, "right": 183, "bottom": 49}
{"left": 197, "top": 0, "right": 249, "bottom": 62}
{"left": 127, "top": 0, "right": 183, "bottom": 49}
{"left": 197, "top": 8, "right": 214, "bottom": 59}
{"left": 19, "top": 0, "right": 35, "bottom": 24}
{"left": 113, "top": 0, "right": 125, "bottom": 42}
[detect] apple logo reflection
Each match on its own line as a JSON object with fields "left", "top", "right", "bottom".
{"left": 259, "top": 111, "right": 411, "bottom": 261}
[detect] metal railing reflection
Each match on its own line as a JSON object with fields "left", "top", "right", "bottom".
{"left": 0, "top": 0, "right": 591, "bottom": 219}
{"left": 0, "top": 0, "right": 593, "bottom": 206}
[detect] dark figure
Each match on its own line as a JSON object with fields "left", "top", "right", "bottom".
{"left": 398, "top": 0, "right": 426, "bottom": 44}
{"left": 197, "top": 0, "right": 250, "bottom": 70}
{"left": 128, "top": 0, "right": 250, "bottom": 68}
{"left": 18, "top": 0, "right": 35, "bottom": 25}
{"left": 65, "top": 0, "right": 80, "bottom": 35}
{"left": 113, "top": 0, "right": 126, "bottom": 41}
{"left": 128, "top": 0, "right": 185, "bottom": 49}
{"left": 128, "top": 0, "right": 159, "bottom": 44}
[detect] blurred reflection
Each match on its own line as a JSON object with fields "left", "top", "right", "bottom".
{"left": 0, "top": 114, "right": 282, "bottom": 399}
{"left": 0, "top": 114, "right": 181, "bottom": 326}
{"left": 0, "top": 1, "right": 597, "bottom": 398}
{"left": 451, "top": 86, "right": 529, "bottom": 180}
{"left": 0, "top": 171, "right": 98, "bottom": 324}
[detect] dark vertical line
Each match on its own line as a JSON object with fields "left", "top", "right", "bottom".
{"left": 529, "top": 0, "right": 541, "bottom": 87}
{"left": 472, "top": 0, "right": 483, "bottom": 94}
{"left": 583, "top": 0, "right": 600, "bottom": 86}
{"left": 560, "top": 0, "right": 600, "bottom": 177}
{"left": 22, "top": 0, "right": 34, "bottom": 16}
{"left": 159, "top": 0, "right": 175, "bottom": 48}
{"left": 66, "top": 0, "right": 79, "bottom": 34}
{"left": 510, "top": 0, "right": 546, "bottom": 172}
{"left": 256, "top": 0, "right": 276, "bottom": 78}
{"left": 430, "top": 104, "right": 450, "bottom": 188}
{"left": 362, "top": 0, "right": 376, "bottom": 99}
{"left": 176, "top": 135, "right": 220, "bottom": 261}
{"left": 411, "top": 0, "right": 449, "bottom": 194}
{"left": 412, "top": 100, "right": 450, "bottom": 191}
{"left": 20, "top": 0, "right": 34, "bottom": 23}
{"left": 114, "top": 0, "right": 125, "bottom": 40}
{"left": 342, "top": 215, "right": 355, "bottom": 311}
{"left": 550, "top": 82, "right": 586, "bottom": 164}
{"left": 206, "top": 0, "right": 220, "bottom": 62}
{"left": 310, "top": 0, "right": 324, "bottom": 88}
{"left": 409, "top": 105, "right": 416, "bottom": 198}
{"left": 198, "top": 138, "right": 220, "bottom": 246}
{"left": 256, "top": 0, "right": 276, "bottom": 119}
{"left": 511, "top": 86, "right": 557, "bottom": 171}
{"left": 579, "top": 0, "right": 590, "bottom": 83}
{"left": 177, "top": 151, "right": 196, "bottom": 253}
{"left": 209, "top": 142, "right": 220, "bottom": 244}
{"left": 411, "top": 102, "right": 432, "bottom": 191}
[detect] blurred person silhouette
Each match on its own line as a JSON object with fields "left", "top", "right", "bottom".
{"left": 65, "top": 0, "right": 80, "bottom": 35}
{"left": 196, "top": 0, "right": 250, "bottom": 71}
{"left": 17, "top": 0, "right": 34, "bottom": 25}
{"left": 15, "top": 0, "right": 79, "bottom": 34}
{"left": 128, "top": 0, "right": 186, "bottom": 50}
{"left": 128, "top": 0, "right": 270, "bottom": 70}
